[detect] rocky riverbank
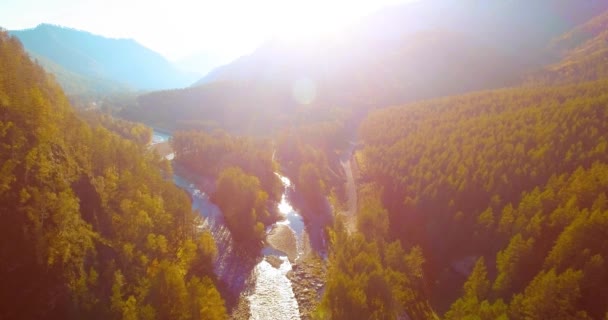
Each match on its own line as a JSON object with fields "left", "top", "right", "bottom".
{"left": 230, "top": 295, "right": 253, "bottom": 320}
{"left": 288, "top": 254, "right": 326, "bottom": 320}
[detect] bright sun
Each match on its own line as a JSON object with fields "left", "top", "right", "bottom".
{"left": 276, "top": 1, "right": 349, "bottom": 39}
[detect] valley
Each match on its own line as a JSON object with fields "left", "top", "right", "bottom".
{"left": 152, "top": 130, "right": 326, "bottom": 319}
{"left": 2, "top": 0, "right": 608, "bottom": 319}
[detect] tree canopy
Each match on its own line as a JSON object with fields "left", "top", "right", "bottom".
{"left": 357, "top": 79, "right": 608, "bottom": 317}
{"left": 0, "top": 31, "right": 227, "bottom": 320}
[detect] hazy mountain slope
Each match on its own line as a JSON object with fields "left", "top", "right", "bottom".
{"left": 28, "top": 51, "right": 130, "bottom": 96}
{"left": 530, "top": 10, "right": 608, "bottom": 85}
{"left": 200, "top": 0, "right": 608, "bottom": 86}
{"left": 10, "top": 24, "right": 196, "bottom": 93}
{"left": 551, "top": 10, "right": 608, "bottom": 53}
{"left": 124, "top": 81, "right": 292, "bottom": 133}
{"left": 131, "top": 0, "right": 608, "bottom": 134}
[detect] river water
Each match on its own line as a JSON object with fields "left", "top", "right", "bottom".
{"left": 151, "top": 130, "right": 171, "bottom": 144}
{"left": 248, "top": 174, "right": 304, "bottom": 320}
{"left": 152, "top": 131, "right": 303, "bottom": 319}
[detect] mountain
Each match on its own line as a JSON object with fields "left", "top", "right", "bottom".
{"left": 9, "top": 24, "right": 198, "bottom": 95}
{"left": 127, "top": 0, "right": 608, "bottom": 134}
{"left": 317, "top": 2, "right": 608, "bottom": 318}
{"left": 529, "top": 10, "right": 608, "bottom": 85}
{"left": 26, "top": 50, "right": 130, "bottom": 96}
{"left": 199, "top": 0, "right": 608, "bottom": 87}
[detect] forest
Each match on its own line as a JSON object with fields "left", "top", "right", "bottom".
{"left": 316, "top": 186, "right": 436, "bottom": 319}
{"left": 355, "top": 79, "right": 608, "bottom": 318}
{"left": 171, "top": 130, "right": 282, "bottom": 245}
{"left": 4, "top": 1, "right": 608, "bottom": 319}
{"left": 0, "top": 31, "right": 227, "bottom": 319}
{"left": 274, "top": 119, "right": 347, "bottom": 217}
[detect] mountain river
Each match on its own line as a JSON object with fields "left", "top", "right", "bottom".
{"left": 152, "top": 131, "right": 304, "bottom": 319}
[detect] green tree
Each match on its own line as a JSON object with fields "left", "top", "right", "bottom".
{"left": 357, "top": 191, "right": 389, "bottom": 241}
{"left": 212, "top": 167, "right": 269, "bottom": 243}
{"left": 509, "top": 269, "right": 590, "bottom": 320}
{"left": 188, "top": 276, "right": 228, "bottom": 320}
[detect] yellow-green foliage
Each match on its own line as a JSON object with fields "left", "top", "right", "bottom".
{"left": 0, "top": 31, "right": 227, "bottom": 320}
{"left": 172, "top": 130, "right": 282, "bottom": 202}
{"left": 212, "top": 167, "right": 269, "bottom": 244}
{"left": 319, "top": 222, "right": 435, "bottom": 320}
{"left": 359, "top": 79, "right": 608, "bottom": 318}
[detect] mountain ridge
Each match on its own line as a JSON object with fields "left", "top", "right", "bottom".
{"left": 130, "top": 0, "right": 608, "bottom": 134}
{"left": 529, "top": 10, "right": 608, "bottom": 85}
{"left": 9, "top": 23, "right": 199, "bottom": 95}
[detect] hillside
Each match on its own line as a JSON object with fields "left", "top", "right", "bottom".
{"left": 0, "top": 31, "right": 226, "bottom": 319}
{"left": 9, "top": 24, "right": 197, "bottom": 94}
{"left": 530, "top": 10, "right": 608, "bottom": 85}
{"left": 127, "top": 29, "right": 526, "bottom": 134}
{"left": 356, "top": 80, "right": 608, "bottom": 317}
{"left": 126, "top": 0, "right": 608, "bottom": 134}
{"left": 27, "top": 51, "right": 130, "bottom": 98}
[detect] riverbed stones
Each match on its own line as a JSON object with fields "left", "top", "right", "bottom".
{"left": 287, "top": 254, "right": 326, "bottom": 320}
{"left": 266, "top": 224, "right": 298, "bottom": 261}
{"left": 265, "top": 255, "right": 283, "bottom": 269}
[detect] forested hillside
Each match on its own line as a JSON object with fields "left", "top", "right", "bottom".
{"left": 531, "top": 11, "right": 608, "bottom": 85}
{"left": 0, "top": 31, "right": 226, "bottom": 319}
{"left": 24, "top": 51, "right": 131, "bottom": 98}
{"left": 357, "top": 80, "right": 608, "bottom": 317}
{"left": 78, "top": 110, "right": 153, "bottom": 145}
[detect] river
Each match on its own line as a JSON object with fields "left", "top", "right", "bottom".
{"left": 152, "top": 131, "right": 304, "bottom": 319}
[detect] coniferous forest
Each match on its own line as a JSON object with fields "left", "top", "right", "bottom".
{"left": 356, "top": 80, "right": 608, "bottom": 319}
{"left": 0, "top": 31, "right": 226, "bottom": 320}
{"left": 3, "top": 1, "right": 608, "bottom": 319}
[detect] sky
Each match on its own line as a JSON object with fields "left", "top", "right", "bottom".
{"left": 0, "top": 0, "right": 413, "bottom": 62}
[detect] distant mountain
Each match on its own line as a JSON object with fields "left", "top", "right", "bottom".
{"left": 9, "top": 24, "right": 197, "bottom": 95}
{"left": 25, "top": 51, "right": 129, "bottom": 97}
{"left": 129, "top": 0, "right": 608, "bottom": 134}
{"left": 198, "top": 0, "right": 608, "bottom": 86}
{"left": 529, "top": 10, "right": 608, "bottom": 85}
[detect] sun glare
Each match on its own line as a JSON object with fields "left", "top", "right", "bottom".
{"left": 266, "top": 0, "right": 395, "bottom": 43}
{"left": 276, "top": 2, "right": 347, "bottom": 40}
{"left": 0, "top": 0, "right": 413, "bottom": 60}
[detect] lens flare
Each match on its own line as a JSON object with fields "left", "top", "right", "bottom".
{"left": 292, "top": 77, "right": 317, "bottom": 105}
